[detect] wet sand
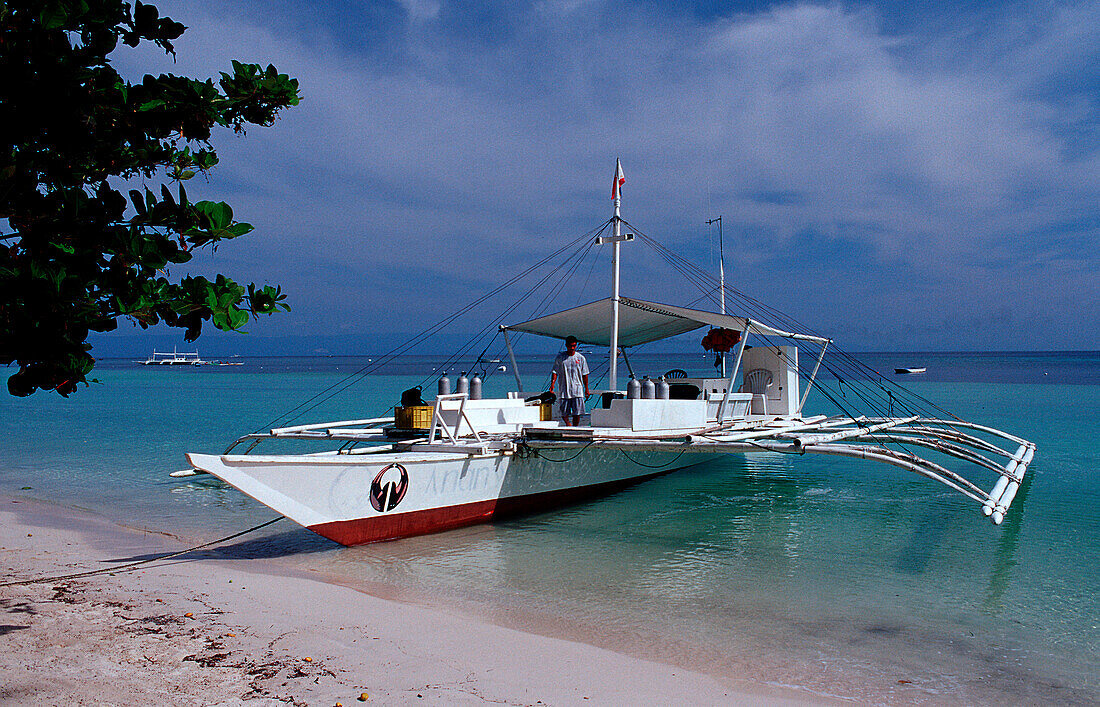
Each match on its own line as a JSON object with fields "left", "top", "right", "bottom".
{"left": 0, "top": 495, "right": 822, "bottom": 706}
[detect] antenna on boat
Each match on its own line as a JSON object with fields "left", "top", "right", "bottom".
{"left": 706, "top": 215, "right": 726, "bottom": 377}
{"left": 596, "top": 159, "right": 633, "bottom": 391}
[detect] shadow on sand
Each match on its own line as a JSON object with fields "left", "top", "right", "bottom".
{"left": 106, "top": 526, "right": 338, "bottom": 565}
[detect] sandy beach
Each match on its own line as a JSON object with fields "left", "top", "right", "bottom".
{"left": 0, "top": 495, "right": 823, "bottom": 706}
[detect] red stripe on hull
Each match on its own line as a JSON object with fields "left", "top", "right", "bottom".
{"left": 308, "top": 468, "right": 672, "bottom": 546}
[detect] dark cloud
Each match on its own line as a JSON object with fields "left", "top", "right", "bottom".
{"left": 97, "top": 0, "right": 1100, "bottom": 353}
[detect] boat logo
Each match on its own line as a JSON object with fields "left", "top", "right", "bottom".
{"left": 370, "top": 463, "right": 409, "bottom": 512}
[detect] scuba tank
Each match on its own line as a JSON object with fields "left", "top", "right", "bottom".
{"left": 455, "top": 372, "right": 469, "bottom": 396}
{"left": 627, "top": 375, "right": 642, "bottom": 399}
{"left": 656, "top": 375, "right": 670, "bottom": 399}
{"left": 438, "top": 375, "right": 451, "bottom": 397}
{"left": 470, "top": 374, "right": 482, "bottom": 400}
{"left": 641, "top": 376, "right": 656, "bottom": 399}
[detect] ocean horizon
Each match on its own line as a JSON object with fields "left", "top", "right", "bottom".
{"left": 2, "top": 350, "right": 1097, "bottom": 703}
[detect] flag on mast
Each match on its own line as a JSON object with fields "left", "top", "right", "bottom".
{"left": 612, "top": 159, "right": 625, "bottom": 199}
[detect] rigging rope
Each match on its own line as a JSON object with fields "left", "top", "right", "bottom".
{"left": 443, "top": 220, "right": 611, "bottom": 390}
{"left": 256, "top": 221, "right": 611, "bottom": 432}
{"left": 251, "top": 210, "right": 964, "bottom": 463}
{"left": 626, "top": 219, "right": 963, "bottom": 432}
{"left": 414, "top": 231, "right": 602, "bottom": 394}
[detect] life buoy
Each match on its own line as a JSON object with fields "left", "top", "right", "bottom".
{"left": 369, "top": 463, "right": 409, "bottom": 512}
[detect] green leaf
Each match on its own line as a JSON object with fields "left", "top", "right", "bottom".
{"left": 134, "top": 1, "right": 159, "bottom": 31}
{"left": 129, "top": 189, "right": 146, "bottom": 214}
{"left": 194, "top": 150, "right": 218, "bottom": 169}
{"left": 228, "top": 222, "right": 253, "bottom": 237}
{"left": 228, "top": 307, "right": 249, "bottom": 329}
{"left": 194, "top": 201, "right": 232, "bottom": 230}
{"left": 39, "top": 4, "right": 68, "bottom": 29}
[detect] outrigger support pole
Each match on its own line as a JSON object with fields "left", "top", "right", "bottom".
{"left": 501, "top": 326, "right": 523, "bottom": 392}
{"left": 717, "top": 322, "right": 751, "bottom": 420}
{"left": 797, "top": 339, "right": 830, "bottom": 414}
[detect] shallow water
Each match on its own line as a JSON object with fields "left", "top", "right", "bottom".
{"left": 2, "top": 352, "right": 1097, "bottom": 703}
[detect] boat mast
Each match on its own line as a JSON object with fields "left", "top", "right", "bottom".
{"left": 706, "top": 215, "right": 726, "bottom": 377}
{"left": 610, "top": 172, "right": 622, "bottom": 391}
{"left": 597, "top": 159, "right": 631, "bottom": 391}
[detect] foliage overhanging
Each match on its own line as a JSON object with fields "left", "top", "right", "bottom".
{"left": 0, "top": 0, "right": 300, "bottom": 395}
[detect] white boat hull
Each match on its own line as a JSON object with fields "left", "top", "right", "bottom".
{"left": 186, "top": 448, "right": 713, "bottom": 545}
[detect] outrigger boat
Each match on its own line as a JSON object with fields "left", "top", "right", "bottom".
{"left": 140, "top": 348, "right": 209, "bottom": 365}
{"left": 181, "top": 166, "right": 1035, "bottom": 546}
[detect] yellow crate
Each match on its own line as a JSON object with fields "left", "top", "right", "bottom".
{"left": 540, "top": 402, "right": 553, "bottom": 421}
{"left": 394, "top": 404, "right": 434, "bottom": 430}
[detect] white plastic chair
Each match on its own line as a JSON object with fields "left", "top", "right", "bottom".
{"left": 743, "top": 368, "right": 773, "bottom": 415}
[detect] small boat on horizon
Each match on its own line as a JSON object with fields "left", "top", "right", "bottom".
{"left": 895, "top": 367, "right": 927, "bottom": 374}
{"left": 138, "top": 349, "right": 244, "bottom": 366}
{"left": 139, "top": 348, "right": 209, "bottom": 366}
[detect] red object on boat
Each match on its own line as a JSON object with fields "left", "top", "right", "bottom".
{"left": 701, "top": 327, "right": 741, "bottom": 353}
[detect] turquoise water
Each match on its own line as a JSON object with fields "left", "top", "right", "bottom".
{"left": 2, "top": 353, "right": 1097, "bottom": 703}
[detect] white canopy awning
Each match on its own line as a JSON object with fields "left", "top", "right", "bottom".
{"left": 503, "top": 297, "right": 829, "bottom": 347}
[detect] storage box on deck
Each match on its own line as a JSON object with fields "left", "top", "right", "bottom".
{"left": 540, "top": 402, "right": 553, "bottom": 421}
{"left": 394, "top": 405, "right": 433, "bottom": 430}
{"left": 590, "top": 398, "right": 708, "bottom": 430}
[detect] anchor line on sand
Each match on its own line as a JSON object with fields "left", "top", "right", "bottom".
{"left": 0, "top": 516, "right": 285, "bottom": 587}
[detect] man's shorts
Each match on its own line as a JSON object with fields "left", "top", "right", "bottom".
{"left": 560, "top": 397, "right": 585, "bottom": 418}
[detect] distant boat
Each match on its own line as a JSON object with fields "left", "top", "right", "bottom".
{"left": 895, "top": 367, "right": 927, "bottom": 374}
{"left": 139, "top": 348, "right": 209, "bottom": 366}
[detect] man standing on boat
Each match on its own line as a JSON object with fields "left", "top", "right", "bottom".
{"left": 549, "top": 336, "right": 590, "bottom": 426}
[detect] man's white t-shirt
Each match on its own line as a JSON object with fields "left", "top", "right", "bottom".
{"left": 552, "top": 351, "right": 589, "bottom": 398}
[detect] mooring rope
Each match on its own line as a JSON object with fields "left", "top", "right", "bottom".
{"left": 617, "top": 447, "right": 689, "bottom": 468}
{"left": 0, "top": 516, "right": 285, "bottom": 588}
{"left": 530, "top": 441, "right": 596, "bottom": 463}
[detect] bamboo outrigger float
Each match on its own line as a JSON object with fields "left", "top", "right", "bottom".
{"left": 180, "top": 164, "right": 1035, "bottom": 545}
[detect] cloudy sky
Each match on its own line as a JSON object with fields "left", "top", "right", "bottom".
{"left": 97, "top": 0, "right": 1100, "bottom": 355}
